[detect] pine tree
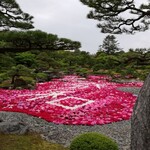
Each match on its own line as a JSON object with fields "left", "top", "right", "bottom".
{"left": 0, "top": 0, "right": 34, "bottom": 30}
{"left": 100, "top": 35, "right": 121, "bottom": 54}
{"left": 80, "top": 0, "right": 150, "bottom": 34}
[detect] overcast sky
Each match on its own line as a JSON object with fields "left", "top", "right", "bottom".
{"left": 16, "top": 0, "right": 150, "bottom": 54}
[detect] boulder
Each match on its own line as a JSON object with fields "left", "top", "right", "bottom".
{"left": 0, "top": 121, "right": 28, "bottom": 134}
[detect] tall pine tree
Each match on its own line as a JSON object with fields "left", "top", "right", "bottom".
{"left": 99, "top": 35, "right": 121, "bottom": 54}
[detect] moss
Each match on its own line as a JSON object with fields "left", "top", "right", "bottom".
{"left": 0, "top": 133, "right": 69, "bottom": 150}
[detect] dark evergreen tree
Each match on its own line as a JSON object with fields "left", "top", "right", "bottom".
{"left": 0, "top": 30, "right": 81, "bottom": 52}
{"left": 99, "top": 35, "right": 122, "bottom": 54}
{"left": 80, "top": 0, "right": 150, "bottom": 34}
{"left": 0, "top": 0, "right": 34, "bottom": 30}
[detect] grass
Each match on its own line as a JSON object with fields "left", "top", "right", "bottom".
{"left": 0, "top": 133, "right": 69, "bottom": 150}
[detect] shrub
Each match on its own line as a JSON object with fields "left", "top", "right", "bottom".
{"left": 0, "top": 73, "right": 9, "bottom": 83}
{"left": 0, "top": 80, "right": 12, "bottom": 89}
{"left": 70, "top": 132, "right": 118, "bottom": 150}
{"left": 75, "top": 68, "right": 89, "bottom": 78}
{"left": 36, "top": 72, "right": 48, "bottom": 82}
{"left": 20, "top": 76, "right": 36, "bottom": 85}
{"left": 18, "top": 76, "right": 36, "bottom": 89}
{"left": 120, "top": 67, "right": 138, "bottom": 79}
{"left": 138, "top": 70, "right": 149, "bottom": 81}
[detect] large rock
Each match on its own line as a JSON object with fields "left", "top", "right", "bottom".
{"left": 0, "top": 121, "right": 28, "bottom": 134}
{"left": 131, "top": 73, "right": 150, "bottom": 150}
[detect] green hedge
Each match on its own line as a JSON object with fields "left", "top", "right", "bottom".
{"left": 70, "top": 132, "right": 119, "bottom": 150}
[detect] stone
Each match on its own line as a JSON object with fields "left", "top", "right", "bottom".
{"left": 131, "top": 73, "right": 150, "bottom": 150}
{"left": 0, "top": 121, "right": 28, "bottom": 134}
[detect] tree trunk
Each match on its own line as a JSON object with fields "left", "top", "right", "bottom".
{"left": 131, "top": 73, "right": 150, "bottom": 150}
{"left": 11, "top": 75, "right": 16, "bottom": 84}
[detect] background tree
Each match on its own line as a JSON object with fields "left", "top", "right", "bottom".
{"left": 99, "top": 35, "right": 122, "bottom": 54}
{"left": 0, "top": 0, "right": 34, "bottom": 30}
{"left": 35, "top": 52, "right": 56, "bottom": 71}
{"left": 80, "top": 0, "right": 150, "bottom": 34}
{"left": 15, "top": 52, "right": 36, "bottom": 67}
{"left": 0, "top": 53, "right": 16, "bottom": 71}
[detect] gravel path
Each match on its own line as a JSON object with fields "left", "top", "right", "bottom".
{"left": 117, "top": 87, "right": 141, "bottom": 96}
{"left": 0, "top": 111, "right": 131, "bottom": 150}
{"left": 0, "top": 87, "right": 141, "bottom": 150}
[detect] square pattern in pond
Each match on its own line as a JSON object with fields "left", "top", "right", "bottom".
{"left": 46, "top": 96, "right": 94, "bottom": 110}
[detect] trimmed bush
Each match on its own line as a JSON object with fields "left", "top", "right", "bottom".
{"left": 12, "top": 76, "right": 35, "bottom": 89}
{"left": 20, "top": 76, "right": 36, "bottom": 85}
{"left": 36, "top": 72, "right": 48, "bottom": 82}
{"left": 0, "top": 80, "right": 12, "bottom": 89}
{"left": 0, "top": 73, "right": 9, "bottom": 83}
{"left": 70, "top": 132, "right": 119, "bottom": 150}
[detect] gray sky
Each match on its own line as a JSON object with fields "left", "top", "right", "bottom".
{"left": 16, "top": 0, "right": 150, "bottom": 54}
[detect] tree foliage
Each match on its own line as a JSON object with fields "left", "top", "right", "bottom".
{"left": 99, "top": 35, "right": 122, "bottom": 54}
{"left": 0, "top": 0, "right": 34, "bottom": 30}
{"left": 0, "top": 48, "right": 149, "bottom": 89}
{"left": 0, "top": 30, "right": 81, "bottom": 52}
{"left": 80, "top": 0, "right": 150, "bottom": 34}
{"left": 15, "top": 52, "right": 36, "bottom": 67}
